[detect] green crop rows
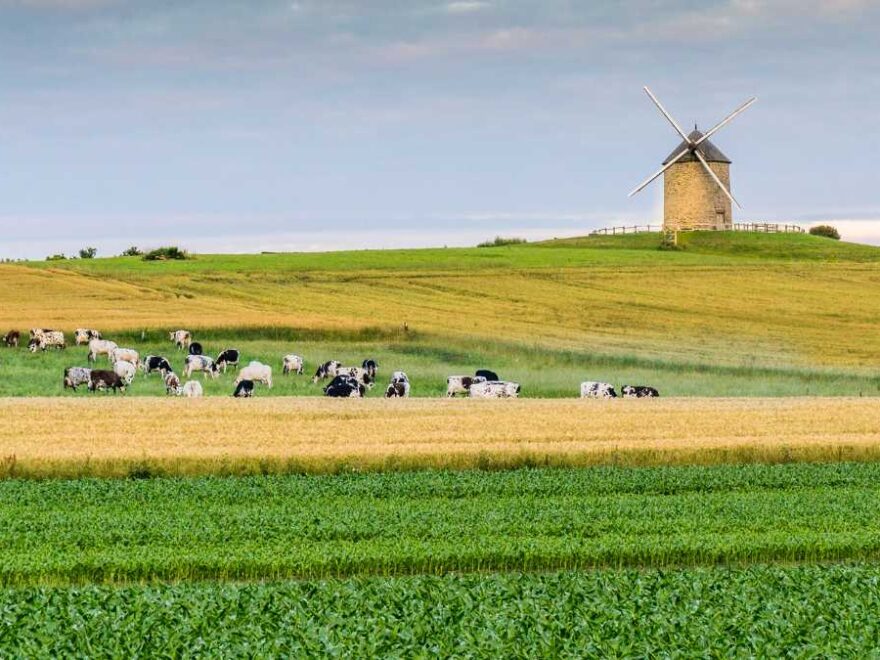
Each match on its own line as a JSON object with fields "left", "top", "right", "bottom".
{"left": 3, "top": 462, "right": 880, "bottom": 585}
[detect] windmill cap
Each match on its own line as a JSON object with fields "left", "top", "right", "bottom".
{"left": 662, "top": 129, "right": 732, "bottom": 165}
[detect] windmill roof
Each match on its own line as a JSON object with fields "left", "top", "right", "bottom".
{"left": 662, "top": 129, "right": 731, "bottom": 165}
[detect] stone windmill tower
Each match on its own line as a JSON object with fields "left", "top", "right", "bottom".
{"left": 629, "top": 87, "right": 756, "bottom": 231}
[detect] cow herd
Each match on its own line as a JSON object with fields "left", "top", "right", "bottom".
{"left": 3, "top": 327, "right": 660, "bottom": 399}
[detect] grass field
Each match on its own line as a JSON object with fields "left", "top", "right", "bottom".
{"left": 1, "top": 397, "right": 879, "bottom": 477}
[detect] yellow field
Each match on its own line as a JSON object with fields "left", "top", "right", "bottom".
{"left": 2, "top": 397, "right": 879, "bottom": 478}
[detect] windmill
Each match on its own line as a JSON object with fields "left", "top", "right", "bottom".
{"left": 629, "top": 87, "right": 756, "bottom": 232}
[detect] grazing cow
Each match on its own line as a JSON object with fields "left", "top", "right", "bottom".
{"left": 88, "top": 369, "right": 126, "bottom": 393}
{"left": 88, "top": 339, "right": 118, "bottom": 363}
{"left": 164, "top": 371, "right": 182, "bottom": 395}
{"left": 282, "top": 354, "right": 304, "bottom": 376}
{"left": 113, "top": 360, "right": 137, "bottom": 385}
{"left": 74, "top": 328, "right": 101, "bottom": 345}
{"left": 336, "top": 366, "right": 374, "bottom": 389}
{"left": 63, "top": 366, "right": 91, "bottom": 391}
{"left": 182, "top": 380, "right": 204, "bottom": 398}
{"left": 312, "top": 360, "right": 342, "bottom": 383}
{"left": 29, "top": 328, "right": 53, "bottom": 339}
{"left": 236, "top": 361, "right": 272, "bottom": 388}
{"left": 385, "top": 380, "right": 410, "bottom": 398}
{"left": 324, "top": 375, "right": 365, "bottom": 398}
{"left": 3, "top": 331, "right": 20, "bottom": 348}
{"left": 142, "top": 355, "right": 173, "bottom": 376}
{"left": 580, "top": 382, "right": 617, "bottom": 399}
{"left": 170, "top": 329, "right": 192, "bottom": 350}
{"left": 362, "top": 359, "right": 378, "bottom": 379}
{"left": 475, "top": 369, "right": 499, "bottom": 382}
{"left": 215, "top": 348, "right": 240, "bottom": 373}
{"left": 469, "top": 380, "right": 520, "bottom": 399}
{"left": 188, "top": 342, "right": 203, "bottom": 356}
{"left": 446, "top": 375, "right": 486, "bottom": 398}
{"left": 233, "top": 379, "right": 254, "bottom": 398}
{"left": 184, "top": 354, "right": 219, "bottom": 380}
{"left": 28, "top": 331, "right": 66, "bottom": 352}
{"left": 109, "top": 347, "right": 139, "bottom": 368}
{"left": 621, "top": 385, "right": 659, "bottom": 398}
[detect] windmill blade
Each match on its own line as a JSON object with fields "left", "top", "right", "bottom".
{"left": 628, "top": 146, "right": 691, "bottom": 197}
{"left": 693, "top": 148, "right": 742, "bottom": 209}
{"left": 695, "top": 97, "right": 757, "bottom": 146}
{"left": 643, "top": 86, "right": 691, "bottom": 143}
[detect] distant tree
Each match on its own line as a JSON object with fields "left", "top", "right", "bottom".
{"left": 45, "top": 253, "right": 67, "bottom": 261}
{"left": 78, "top": 246, "right": 97, "bottom": 259}
{"left": 477, "top": 237, "right": 528, "bottom": 248}
{"left": 121, "top": 246, "right": 143, "bottom": 257}
{"left": 143, "top": 246, "right": 190, "bottom": 261}
{"left": 809, "top": 225, "right": 841, "bottom": 240}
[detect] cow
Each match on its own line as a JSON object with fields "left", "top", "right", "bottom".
{"left": 113, "top": 360, "right": 137, "bottom": 385}
{"left": 29, "top": 328, "right": 53, "bottom": 339}
{"left": 580, "top": 382, "right": 617, "bottom": 399}
{"left": 88, "top": 339, "right": 118, "bottom": 363}
{"left": 282, "top": 354, "right": 304, "bottom": 376}
{"left": 621, "top": 385, "right": 659, "bottom": 398}
{"left": 446, "top": 375, "right": 486, "bottom": 398}
{"left": 74, "top": 328, "right": 101, "bottom": 345}
{"left": 28, "top": 331, "right": 66, "bottom": 352}
{"left": 233, "top": 379, "right": 254, "bottom": 398}
{"left": 312, "top": 360, "right": 341, "bottom": 383}
{"left": 170, "top": 329, "right": 192, "bottom": 350}
{"left": 88, "top": 369, "right": 126, "bottom": 393}
{"left": 475, "top": 369, "right": 499, "bottom": 382}
{"left": 109, "top": 347, "right": 139, "bottom": 368}
{"left": 391, "top": 371, "right": 408, "bottom": 384}
{"left": 385, "top": 380, "right": 410, "bottom": 398}
{"left": 184, "top": 354, "right": 219, "bottom": 380}
{"left": 215, "top": 348, "right": 240, "bottom": 373}
{"left": 335, "top": 366, "right": 373, "bottom": 389}
{"left": 141, "top": 355, "right": 173, "bottom": 376}
{"left": 469, "top": 380, "right": 520, "bottom": 399}
{"left": 182, "top": 380, "right": 204, "bottom": 398}
{"left": 164, "top": 371, "right": 182, "bottom": 395}
{"left": 324, "top": 375, "right": 365, "bottom": 398}
{"left": 63, "top": 366, "right": 91, "bottom": 391}
{"left": 362, "top": 359, "right": 378, "bottom": 379}
{"left": 3, "top": 331, "right": 19, "bottom": 348}
{"left": 236, "top": 361, "right": 272, "bottom": 388}
{"left": 188, "top": 342, "right": 204, "bottom": 356}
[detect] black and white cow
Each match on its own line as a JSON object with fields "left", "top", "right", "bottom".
{"left": 88, "top": 369, "right": 126, "bottom": 393}
{"left": 216, "top": 348, "right": 240, "bottom": 373}
{"left": 28, "top": 331, "right": 66, "bottom": 352}
{"left": 184, "top": 354, "right": 219, "bottom": 379}
{"left": 164, "top": 371, "right": 182, "bottom": 395}
{"left": 324, "top": 375, "right": 365, "bottom": 398}
{"left": 385, "top": 380, "right": 410, "bottom": 398}
{"left": 446, "top": 375, "right": 486, "bottom": 397}
{"left": 469, "top": 380, "right": 520, "bottom": 398}
{"left": 233, "top": 379, "right": 255, "bottom": 398}
{"left": 621, "top": 385, "right": 659, "bottom": 398}
{"left": 188, "top": 342, "right": 204, "bottom": 356}
{"left": 580, "top": 382, "right": 617, "bottom": 399}
{"left": 475, "top": 369, "right": 499, "bottom": 382}
{"left": 63, "top": 366, "right": 91, "bottom": 391}
{"left": 142, "top": 355, "right": 173, "bottom": 376}
{"left": 74, "top": 328, "right": 101, "bottom": 345}
{"left": 362, "top": 359, "right": 378, "bottom": 379}
{"left": 312, "top": 360, "right": 342, "bottom": 383}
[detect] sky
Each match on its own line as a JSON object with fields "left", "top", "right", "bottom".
{"left": 0, "top": 0, "right": 878, "bottom": 258}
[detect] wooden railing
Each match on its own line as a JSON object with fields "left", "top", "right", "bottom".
{"left": 732, "top": 223, "right": 805, "bottom": 234}
{"left": 590, "top": 222, "right": 805, "bottom": 236}
{"left": 589, "top": 224, "right": 661, "bottom": 236}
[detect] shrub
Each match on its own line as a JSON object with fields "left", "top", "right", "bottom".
{"left": 477, "top": 237, "right": 528, "bottom": 248}
{"left": 121, "top": 246, "right": 143, "bottom": 257}
{"left": 78, "top": 247, "right": 97, "bottom": 259}
{"left": 809, "top": 225, "right": 840, "bottom": 240}
{"left": 143, "top": 246, "right": 190, "bottom": 261}
{"left": 45, "top": 254, "right": 67, "bottom": 261}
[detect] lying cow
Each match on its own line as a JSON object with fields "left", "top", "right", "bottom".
{"left": 580, "top": 381, "right": 617, "bottom": 399}
{"left": 446, "top": 375, "right": 486, "bottom": 397}
{"left": 88, "top": 369, "right": 126, "bottom": 393}
{"left": 362, "top": 359, "right": 378, "bottom": 379}
{"left": 216, "top": 348, "right": 240, "bottom": 373}
{"left": 88, "top": 339, "right": 118, "bottom": 363}
{"left": 74, "top": 328, "right": 101, "bottom": 345}
{"left": 164, "top": 371, "right": 182, "bottom": 395}
{"left": 236, "top": 361, "right": 272, "bottom": 388}
{"left": 233, "top": 379, "right": 254, "bottom": 398}
{"left": 385, "top": 380, "right": 410, "bottom": 398}
{"left": 469, "top": 380, "right": 520, "bottom": 398}
{"left": 188, "top": 342, "right": 203, "bottom": 356}
{"left": 184, "top": 354, "right": 219, "bottom": 379}
{"left": 312, "top": 360, "right": 342, "bottom": 383}
{"left": 28, "top": 331, "right": 66, "bottom": 352}
{"left": 621, "top": 385, "right": 659, "bottom": 398}
{"left": 476, "top": 369, "right": 499, "bottom": 382}
{"left": 170, "top": 329, "right": 192, "bottom": 350}
{"left": 113, "top": 360, "right": 137, "bottom": 385}
{"left": 63, "top": 366, "right": 91, "bottom": 391}
{"left": 324, "top": 375, "right": 365, "bottom": 398}
{"left": 182, "top": 380, "right": 204, "bottom": 398}
{"left": 142, "top": 355, "right": 173, "bottom": 376}
{"left": 282, "top": 354, "right": 304, "bottom": 376}
{"left": 3, "top": 331, "right": 19, "bottom": 347}
{"left": 391, "top": 371, "right": 408, "bottom": 384}
{"left": 336, "top": 366, "right": 373, "bottom": 389}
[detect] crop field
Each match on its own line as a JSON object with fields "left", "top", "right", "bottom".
{"left": 1, "top": 397, "right": 880, "bottom": 477}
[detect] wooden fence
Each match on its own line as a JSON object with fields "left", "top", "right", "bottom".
{"left": 590, "top": 223, "right": 804, "bottom": 236}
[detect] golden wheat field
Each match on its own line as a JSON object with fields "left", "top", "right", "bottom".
{"left": 2, "top": 397, "right": 879, "bottom": 478}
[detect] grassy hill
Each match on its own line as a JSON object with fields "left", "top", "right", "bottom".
{"left": 2, "top": 232, "right": 879, "bottom": 397}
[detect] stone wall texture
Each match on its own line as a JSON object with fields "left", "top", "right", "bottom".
{"left": 663, "top": 161, "right": 732, "bottom": 231}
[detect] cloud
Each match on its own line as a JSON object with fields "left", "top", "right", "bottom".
{"left": 444, "top": 1, "right": 489, "bottom": 14}
{"left": 0, "top": 0, "right": 114, "bottom": 8}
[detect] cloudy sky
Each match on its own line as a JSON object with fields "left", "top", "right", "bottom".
{"left": 1, "top": 0, "right": 878, "bottom": 258}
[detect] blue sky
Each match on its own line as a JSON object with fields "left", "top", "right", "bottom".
{"left": 1, "top": 0, "right": 878, "bottom": 257}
